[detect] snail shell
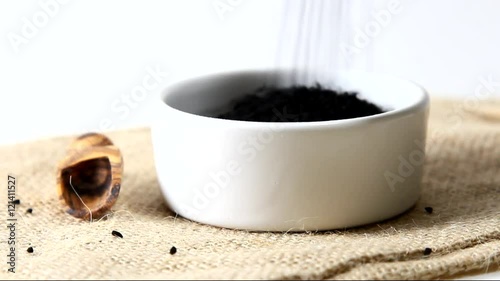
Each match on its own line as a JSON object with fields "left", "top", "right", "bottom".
{"left": 56, "top": 133, "right": 123, "bottom": 220}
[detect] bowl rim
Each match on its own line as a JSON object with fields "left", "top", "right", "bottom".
{"left": 158, "top": 68, "right": 430, "bottom": 130}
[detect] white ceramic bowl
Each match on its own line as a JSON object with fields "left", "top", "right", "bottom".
{"left": 151, "top": 69, "right": 429, "bottom": 232}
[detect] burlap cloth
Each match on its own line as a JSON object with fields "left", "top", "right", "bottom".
{"left": 1, "top": 98, "right": 499, "bottom": 280}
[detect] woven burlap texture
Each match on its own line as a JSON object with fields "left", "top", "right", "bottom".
{"left": 1, "top": 98, "right": 499, "bottom": 280}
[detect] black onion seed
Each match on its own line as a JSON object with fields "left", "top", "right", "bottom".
{"left": 170, "top": 246, "right": 177, "bottom": 255}
{"left": 26, "top": 208, "right": 33, "bottom": 214}
{"left": 423, "top": 248, "right": 432, "bottom": 256}
{"left": 12, "top": 199, "right": 20, "bottom": 205}
{"left": 27, "top": 247, "right": 34, "bottom": 253}
{"left": 111, "top": 230, "right": 123, "bottom": 238}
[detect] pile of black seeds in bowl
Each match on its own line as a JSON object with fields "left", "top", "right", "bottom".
{"left": 216, "top": 84, "right": 385, "bottom": 122}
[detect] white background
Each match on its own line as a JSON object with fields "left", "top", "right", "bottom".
{"left": 0, "top": 1, "right": 499, "bottom": 279}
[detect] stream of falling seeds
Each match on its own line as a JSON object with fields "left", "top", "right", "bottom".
{"left": 69, "top": 175, "right": 93, "bottom": 223}
{"left": 273, "top": 0, "right": 350, "bottom": 86}
{"left": 273, "top": 0, "right": 376, "bottom": 86}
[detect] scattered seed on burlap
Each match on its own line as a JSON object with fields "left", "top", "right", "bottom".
{"left": 425, "top": 207, "right": 433, "bottom": 214}
{"left": 26, "top": 208, "right": 33, "bottom": 214}
{"left": 424, "top": 247, "right": 432, "bottom": 256}
{"left": 12, "top": 199, "right": 20, "bottom": 205}
{"left": 111, "top": 230, "right": 123, "bottom": 238}
{"left": 170, "top": 246, "right": 177, "bottom": 255}
{"left": 27, "top": 247, "right": 34, "bottom": 253}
